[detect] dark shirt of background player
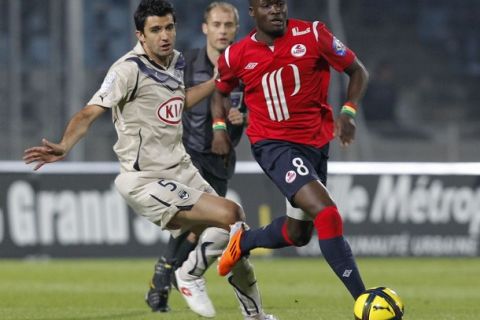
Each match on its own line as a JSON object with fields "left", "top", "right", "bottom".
{"left": 183, "top": 47, "right": 245, "bottom": 196}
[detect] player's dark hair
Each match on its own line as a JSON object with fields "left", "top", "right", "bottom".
{"left": 134, "top": 0, "right": 176, "bottom": 32}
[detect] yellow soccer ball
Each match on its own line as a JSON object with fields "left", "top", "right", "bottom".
{"left": 353, "top": 287, "right": 404, "bottom": 320}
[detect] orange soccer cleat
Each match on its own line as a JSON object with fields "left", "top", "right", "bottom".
{"left": 218, "top": 222, "right": 245, "bottom": 276}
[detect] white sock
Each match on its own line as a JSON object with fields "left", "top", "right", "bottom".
{"left": 177, "top": 226, "right": 265, "bottom": 317}
{"left": 177, "top": 227, "right": 228, "bottom": 279}
{"left": 228, "top": 257, "right": 264, "bottom": 318}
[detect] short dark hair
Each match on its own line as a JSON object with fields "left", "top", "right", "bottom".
{"left": 134, "top": 0, "right": 176, "bottom": 32}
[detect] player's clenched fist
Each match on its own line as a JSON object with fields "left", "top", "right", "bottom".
{"left": 228, "top": 108, "right": 245, "bottom": 126}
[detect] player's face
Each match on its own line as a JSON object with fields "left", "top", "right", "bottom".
{"left": 136, "top": 14, "right": 176, "bottom": 66}
{"left": 203, "top": 7, "right": 238, "bottom": 52}
{"left": 249, "top": 0, "right": 287, "bottom": 38}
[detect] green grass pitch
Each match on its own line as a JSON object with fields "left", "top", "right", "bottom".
{"left": 0, "top": 257, "right": 479, "bottom": 319}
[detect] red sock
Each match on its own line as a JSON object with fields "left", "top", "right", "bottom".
{"left": 281, "top": 220, "right": 294, "bottom": 245}
{"left": 313, "top": 206, "right": 343, "bottom": 240}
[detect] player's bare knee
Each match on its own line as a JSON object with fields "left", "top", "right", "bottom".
{"left": 288, "top": 226, "right": 313, "bottom": 247}
{"left": 219, "top": 200, "right": 245, "bottom": 226}
{"left": 295, "top": 181, "right": 339, "bottom": 216}
{"left": 187, "top": 232, "right": 198, "bottom": 243}
{"left": 291, "top": 234, "right": 310, "bottom": 247}
{"left": 302, "top": 198, "right": 337, "bottom": 217}
{"left": 188, "top": 227, "right": 204, "bottom": 239}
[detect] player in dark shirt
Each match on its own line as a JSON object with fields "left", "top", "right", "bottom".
{"left": 182, "top": 47, "right": 245, "bottom": 196}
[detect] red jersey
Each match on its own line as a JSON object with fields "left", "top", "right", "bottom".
{"left": 216, "top": 19, "right": 356, "bottom": 147}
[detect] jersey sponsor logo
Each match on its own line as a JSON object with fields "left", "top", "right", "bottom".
{"left": 156, "top": 97, "right": 184, "bottom": 125}
{"left": 245, "top": 62, "right": 258, "bottom": 70}
{"left": 292, "top": 27, "right": 311, "bottom": 36}
{"left": 261, "top": 64, "right": 301, "bottom": 122}
{"left": 285, "top": 170, "right": 297, "bottom": 183}
{"left": 291, "top": 44, "right": 307, "bottom": 57}
{"left": 332, "top": 36, "right": 347, "bottom": 56}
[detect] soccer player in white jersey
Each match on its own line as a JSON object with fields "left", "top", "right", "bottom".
{"left": 23, "top": 1, "right": 276, "bottom": 319}
{"left": 145, "top": 1, "right": 253, "bottom": 314}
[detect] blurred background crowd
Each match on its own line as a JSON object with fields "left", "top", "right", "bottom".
{"left": 0, "top": 0, "right": 479, "bottom": 162}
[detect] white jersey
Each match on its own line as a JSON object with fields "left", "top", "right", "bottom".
{"left": 88, "top": 43, "right": 215, "bottom": 232}
{"left": 88, "top": 42, "right": 190, "bottom": 173}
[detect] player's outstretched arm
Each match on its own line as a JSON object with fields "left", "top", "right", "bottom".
{"left": 335, "top": 58, "right": 369, "bottom": 147}
{"left": 184, "top": 72, "right": 218, "bottom": 109}
{"left": 23, "top": 104, "right": 107, "bottom": 170}
{"left": 185, "top": 67, "right": 220, "bottom": 109}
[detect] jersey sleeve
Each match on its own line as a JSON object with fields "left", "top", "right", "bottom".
{"left": 87, "top": 61, "right": 137, "bottom": 108}
{"left": 315, "top": 22, "right": 356, "bottom": 72}
{"left": 215, "top": 48, "right": 240, "bottom": 95}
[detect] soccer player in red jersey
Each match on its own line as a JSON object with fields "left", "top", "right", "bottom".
{"left": 212, "top": 0, "right": 370, "bottom": 301}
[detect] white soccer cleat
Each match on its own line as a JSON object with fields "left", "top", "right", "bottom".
{"left": 175, "top": 269, "right": 216, "bottom": 318}
{"left": 245, "top": 312, "right": 279, "bottom": 320}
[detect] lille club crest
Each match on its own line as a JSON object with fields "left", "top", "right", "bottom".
{"left": 291, "top": 44, "right": 307, "bottom": 57}
{"left": 285, "top": 170, "right": 297, "bottom": 183}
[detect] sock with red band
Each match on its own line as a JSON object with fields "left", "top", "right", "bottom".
{"left": 315, "top": 206, "right": 365, "bottom": 299}
{"left": 240, "top": 216, "right": 294, "bottom": 255}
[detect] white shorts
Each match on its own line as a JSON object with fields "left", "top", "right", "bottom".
{"left": 115, "top": 163, "right": 216, "bottom": 237}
